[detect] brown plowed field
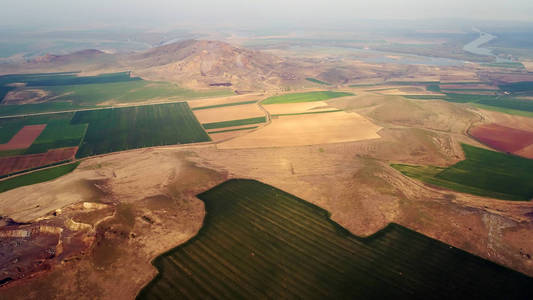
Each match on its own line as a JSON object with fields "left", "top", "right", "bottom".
{"left": 0, "top": 124, "right": 46, "bottom": 151}
{"left": 0, "top": 147, "right": 78, "bottom": 176}
{"left": 469, "top": 123, "right": 533, "bottom": 154}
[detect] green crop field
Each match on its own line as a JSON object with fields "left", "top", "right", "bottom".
{"left": 202, "top": 117, "right": 266, "bottom": 130}
{"left": 0, "top": 162, "right": 79, "bottom": 193}
{"left": 47, "top": 80, "right": 232, "bottom": 106}
{"left": 0, "top": 72, "right": 232, "bottom": 116}
{"left": 72, "top": 102, "right": 210, "bottom": 158}
{"left": 262, "top": 91, "right": 354, "bottom": 104}
{"left": 499, "top": 81, "right": 533, "bottom": 95}
{"left": 392, "top": 144, "right": 533, "bottom": 201}
{"left": 0, "top": 112, "right": 87, "bottom": 154}
{"left": 306, "top": 78, "right": 331, "bottom": 85}
{"left": 138, "top": 179, "right": 533, "bottom": 299}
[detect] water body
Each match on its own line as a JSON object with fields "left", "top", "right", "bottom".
{"left": 283, "top": 45, "right": 465, "bottom": 67}
{"left": 463, "top": 29, "right": 512, "bottom": 62}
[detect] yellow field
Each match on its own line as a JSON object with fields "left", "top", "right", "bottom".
{"left": 193, "top": 103, "right": 264, "bottom": 123}
{"left": 218, "top": 111, "right": 382, "bottom": 149}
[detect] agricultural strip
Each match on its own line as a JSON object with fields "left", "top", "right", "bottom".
{"left": 469, "top": 123, "right": 533, "bottom": 155}
{"left": 261, "top": 91, "right": 353, "bottom": 105}
{"left": 193, "top": 104, "right": 265, "bottom": 124}
{"left": 191, "top": 100, "right": 257, "bottom": 111}
{"left": 0, "top": 147, "right": 77, "bottom": 177}
{"left": 0, "top": 112, "right": 87, "bottom": 155}
{"left": 0, "top": 162, "right": 79, "bottom": 193}
{"left": 0, "top": 125, "right": 46, "bottom": 151}
{"left": 305, "top": 78, "right": 331, "bottom": 85}
{"left": 403, "top": 93, "right": 533, "bottom": 117}
{"left": 263, "top": 101, "right": 336, "bottom": 115}
{"left": 218, "top": 111, "right": 381, "bottom": 149}
{"left": 202, "top": 117, "right": 266, "bottom": 130}
{"left": 207, "top": 126, "right": 259, "bottom": 134}
{"left": 72, "top": 102, "right": 210, "bottom": 158}
{"left": 392, "top": 144, "right": 533, "bottom": 201}
{"left": 272, "top": 109, "right": 342, "bottom": 117}
{"left": 138, "top": 179, "right": 533, "bottom": 299}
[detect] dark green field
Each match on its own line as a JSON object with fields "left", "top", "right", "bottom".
{"left": 305, "top": 78, "right": 331, "bottom": 85}
{"left": 0, "top": 112, "right": 87, "bottom": 155}
{"left": 392, "top": 144, "right": 533, "bottom": 201}
{"left": 499, "top": 81, "right": 533, "bottom": 95}
{"left": 202, "top": 117, "right": 266, "bottom": 130}
{"left": 72, "top": 102, "right": 210, "bottom": 158}
{"left": 261, "top": 91, "right": 354, "bottom": 104}
{"left": 138, "top": 179, "right": 533, "bottom": 299}
{"left": 0, "top": 162, "right": 79, "bottom": 193}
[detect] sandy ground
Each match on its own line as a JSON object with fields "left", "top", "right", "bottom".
{"left": 376, "top": 86, "right": 444, "bottom": 96}
{"left": 522, "top": 61, "right": 533, "bottom": 73}
{"left": 3, "top": 89, "right": 49, "bottom": 104}
{"left": 186, "top": 93, "right": 262, "bottom": 108}
{"left": 218, "top": 111, "right": 382, "bottom": 149}
{"left": 193, "top": 103, "right": 264, "bottom": 124}
{"left": 263, "top": 101, "right": 337, "bottom": 115}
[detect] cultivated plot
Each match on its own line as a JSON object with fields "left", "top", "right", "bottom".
{"left": 138, "top": 179, "right": 533, "bottom": 299}
{"left": 470, "top": 123, "right": 533, "bottom": 158}
{"left": 262, "top": 91, "right": 353, "bottom": 104}
{"left": 392, "top": 144, "right": 533, "bottom": 201}
{"left": 218, "top": 111, "right": 381, "bottom": 149}
{"left": 72, "top": 102, "right": 210, "bottom": 158}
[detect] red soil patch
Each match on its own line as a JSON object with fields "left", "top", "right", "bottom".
{"left": 469, "top": 123, "right": 533, "bottom": 153}
{"left": 0, "top": 147, "right": 78, "bottom": 176}
{"left": 0, "top": 125, "right": 46, "bottom": 151}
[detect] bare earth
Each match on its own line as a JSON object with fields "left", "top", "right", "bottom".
{"left": 193, "top": 103, "right": 264, "bottom": 124}
{"left": 218, "top": 111, "right": 382, "bottom": 149}
{"left": 263, "top": 101, "right": 337, "bottom": 115}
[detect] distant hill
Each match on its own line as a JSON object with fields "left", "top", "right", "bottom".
{"left": 124, "top": 40, "right": 300, "bottom": 90}
{"left": 31, "top": 49, "right": 107, "bottom": 64}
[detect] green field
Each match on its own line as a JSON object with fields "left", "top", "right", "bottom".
{"left": 262, "top": 91, "right": 354, "bottom": 104}
{"left": 392, "top": 144, "right": 533, "bottom": 201}
{"left": 72, "top": 102, "right": 210, "bottom": 158}
{"left": 47, "top": 80, "right": 232, "bottom": 106}
{"left": 138, "top": 179, "right": 533, "bottom": 299}
{"left": 0, "top": 72, "right": 138, "bottom": 87}
{"left": 202, "top": 117, "right": 266, "bottom": 130}
{"left": 0, "top": 112, "right": 87, "bottom": 154}
{"left": 0, "top": 162, "right": 79, "bottom": 193}
{"left": 305, "top": 78, "right": 331, "bottom": 85}
{"left": 0, "top": 102, "right": 98, "bottom": 117}
{"left": 0, "top": 72, "right": 232, "bottom": 116}
{"left": 499, "top": 81, "right": 533, "bottom": 95}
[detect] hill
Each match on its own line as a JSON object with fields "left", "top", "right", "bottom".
{"left": 124, "top": 40, "right": 300, "bottom": 90}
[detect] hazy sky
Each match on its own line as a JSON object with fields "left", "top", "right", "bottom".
{"left": 1, "top": 0, "right": 532, "bottom": 29}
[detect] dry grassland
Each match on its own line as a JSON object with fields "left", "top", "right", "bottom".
{"left": 218, "top": 111, "right": 382, "bottom": 149}
{"left": 193, "top": 103, "right": 264, "bottom": 124}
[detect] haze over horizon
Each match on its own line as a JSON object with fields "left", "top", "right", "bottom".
{"left": 1, "top": 0, "right": 533, "bottom": 30}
